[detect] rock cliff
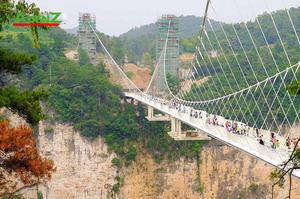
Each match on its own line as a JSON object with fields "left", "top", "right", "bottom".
{"left": 1, "top": 109, "right": 299, "bottom": 199}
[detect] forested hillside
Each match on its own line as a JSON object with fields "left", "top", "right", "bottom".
{"left": 183, "top": 7, "right": 300, "bottom": 128}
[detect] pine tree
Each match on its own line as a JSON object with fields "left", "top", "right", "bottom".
{"left": 0, "top": 0, "right": 47, "bottom": 125}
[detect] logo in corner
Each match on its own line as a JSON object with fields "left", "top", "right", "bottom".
{"left": 12, "top": 12, "right": 62, "bottom": 27}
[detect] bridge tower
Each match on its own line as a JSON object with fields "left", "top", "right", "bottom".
{"left": 78, "top": 13, "right": 97, "bottom": 65}
{"left": 156, "top": 15, "right": 179, "bottom": 78}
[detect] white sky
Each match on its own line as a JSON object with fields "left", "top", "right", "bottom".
{"left": 26, "top": 0, "right": 300, "bottom": 36}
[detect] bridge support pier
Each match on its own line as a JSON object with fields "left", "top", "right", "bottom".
{"left": 145, "top": 105, "right": 210, "bottom": 141}
{"left": 146, "top": 106, "right": 170, "bottom": 121}
{"left": 170, "top": 117, "right": 181, "bottom": 137}
{"left": 147, "top": 106, "right": 154, "bottom": 119}
{"left": 168, "top": 117, "right": 211, "bottom": 141}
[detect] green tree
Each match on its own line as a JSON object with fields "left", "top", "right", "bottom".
{"left": 110, "top": 37, "right": 124, "bottom": 65}
{"left": 125, "top": 146, "right": 137, "bottom": 163}
{"left": 78, "top": 48, "right": 91, "bottom": 66}
{"left": 287, "top": 80, "right": 300, "bottom": 95}
{"left": 111, "top": 157, "right": 121, "bottom": 167}
{"left": 0, "top": 87, "right": 47, "bottom": 125}
{"left": 0, "top": 0, "right": 47, "bottom": 125}
{"left": 166, "top": 73, "right": 181, "bottom": 94}
{"left": 141, "top": 52, "right": 153, "bottom": 67}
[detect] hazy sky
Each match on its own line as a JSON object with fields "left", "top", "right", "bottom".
{"left": 27, "top": 0, "right": 300, "bottom": 36}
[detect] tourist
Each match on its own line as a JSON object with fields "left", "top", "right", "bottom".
{"left": 213, "top": 115, "right": 218, "bottom": 125}
{"left": 233, "top": 122, "right": 238, "bottom": 134}
{"left": 231, "top": 122, "right": 235, "bottom": 133}
{"left": 271, "top": 136, "right": 276, "bottom": 149}
{"left": 194, "top": 111, "right": 198, "bottom": 118}
{"left": 275, "top": 139, "right": 280, "bottom": 149}
{"left": 259, "top": 135, "right": 264, "bottom": 145}
{"left": 237, "top": 125, "right": 241, "bottom": 135}
{"left": 255, "top": 128, "right": 259, "bottom": 137}
{"left": 271, "top": 132, "right": 275, "bottom": 140}
{"left": 225, "top": 121, "right": 230, "bottom": 132}
{"left": 199, "top": 111, "right": 202, "bottom": 119}
{"left": 286, "top": 137, "right": 291, "bottom": 150}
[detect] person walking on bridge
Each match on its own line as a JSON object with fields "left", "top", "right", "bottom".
{"left": 255, "top": 127, "right": 260, "bottom": 137}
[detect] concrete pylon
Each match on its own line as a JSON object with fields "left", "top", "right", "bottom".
{"left": 170, "top": 117, "right": 181, "bottom": 137}
{"left": 145, "top": 106, "right": 210, "bottom": 141}
{"left": 146, "top": 106, "right": 170, "bottom": 121}
{"left": 148, "top": 106, "right": 154, "bottom": 119}
{"left": 168, "top": 117, "right": 211, "bottom": 141}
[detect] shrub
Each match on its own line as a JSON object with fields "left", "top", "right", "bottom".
{"left": 249, "top": 183, "right": 259, "bottom": 193}
{"left": 111, "top": 157, "right": 121, "bottom": 167}
{"left": 44, "top": 126, "right": 54, "bottom": 134}
{"left": 125, "top": 146, "right": 137, "bottom": 162}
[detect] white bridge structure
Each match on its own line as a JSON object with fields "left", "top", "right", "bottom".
{"left": 88, "top": 0, "right": 300, "bottom": 178}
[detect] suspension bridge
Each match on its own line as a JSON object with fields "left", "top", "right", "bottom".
{"left": 86, "top": 0, "right": 300, "bottom": 178}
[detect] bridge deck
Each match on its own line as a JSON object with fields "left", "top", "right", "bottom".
{"left": 125, "top": 92, "right": 300, "bottom": 178}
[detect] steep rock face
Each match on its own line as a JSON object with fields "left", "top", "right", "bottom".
{"left": 199, "top": 142, "right": 300, "bottom": 199}
{"left": 119, "top": 153, "right": 201, "bottom": 199}
{"left": 1, "top": 109, "right": 300, "bottom": 199}
{"left": 118, "top": 141, "right": 300, "bottom": 199}
{"left": 22, "top": 121, "right": 117, "bottom": 199}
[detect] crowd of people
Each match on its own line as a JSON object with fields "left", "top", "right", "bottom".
{"left": 138, "top": 93, "right": 299, "bottom": 152}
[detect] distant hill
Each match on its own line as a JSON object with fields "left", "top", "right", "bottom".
{"left": 120, "top": 15, "right": 220, "bottom": 39}
{"left": 64, "top": 27, "right": 78, "bottom": 35}
{"left": 119, "top": 15, "right": 221, "bottom": 62}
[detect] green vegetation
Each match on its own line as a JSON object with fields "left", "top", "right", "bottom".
{"left": 287, "top": 80, "right": 300, "bottom": 95}
{"left": 112, "top": 175, "right": 123, "bottom": 194}
{"left": 118, "top": 16, "right": 221, "bottom": 64}
{"left": 141, "top": 52, "right": 153, "bottom": 67}
{"left": 125, "top": 71, "right": 134, "bottom": 79}
{"left": 96, "top": 33, "right": 125, "bottom": 65}
{"left": 111, "top": 157, "right": 121, "bottom": 168}
{"left": 0, "top": 86, "right": 47, "bottom": 125}
{"left": 249, "top": 183, "right": 259, "bottom": 193}
{"left": 166, "top": 73, "right": 181, "bottom": 93}
{"left": 37, "top": 191, "right": 43, "bottom": 199}
{"left": 0, "top": 0, "right": 48, "bottom": 126}
{"left": 183, "top": 8, "right": 300, "bottom": 128}
{"left": 78, "top": 48, "right": 91, "bottom": 66}
{"left": 44, "top": 126, "right": 54, "bottom": 134}
{"left": 180, "top": 37, "right": 197, "bottom": 53}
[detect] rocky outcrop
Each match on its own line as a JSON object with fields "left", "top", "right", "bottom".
{"left": 199, "top": 141, "right": 300, "bottom": 199}
{"left": 25, "top": 122, "right": 117, "bottom": 199}
{"left": 119, "top": 153, "right": 201, "bottom": 199}
{"left": 119, "top": 141, "right": 300, "bottom": 199}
